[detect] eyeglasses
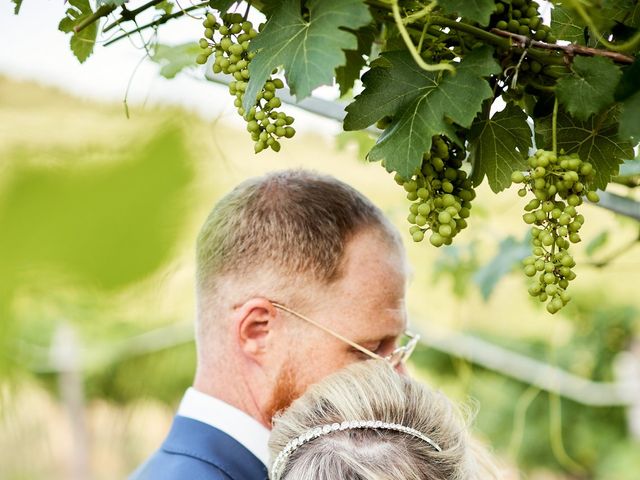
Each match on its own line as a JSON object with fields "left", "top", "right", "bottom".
{"left": 271, "top": 302, "right": 420, "bottom": 368}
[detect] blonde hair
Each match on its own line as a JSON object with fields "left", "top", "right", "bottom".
{"left": 269, "top": 361, "right": 500, "bottom": 480}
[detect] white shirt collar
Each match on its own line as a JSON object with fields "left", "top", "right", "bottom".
{"left": 177, "top": 387, "right": 271, "bottom": 467}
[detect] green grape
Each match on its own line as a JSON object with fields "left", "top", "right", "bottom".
{"left": 508, "top": 19, "right": 520, "bottom": 32}
{"left": 529, "top": 17, "right": 541, "bottom": 30}
{"left": 412, "top": 230, "right": 425, "bottom": 242}
{"left": 534, "top": 30, "right": 547, "bottom": 41}
{"left": 396, "top": 136, "right": 474, "bottom": 247}
{"left": 430, "top": 232, "right": 444, "bottom": 247}
{"left": 511, "top": 171, "right": 525, "bottom": 183}
{"left": 490, "top": 0, "right": 553, "bottom": 96}
{"left": 512, "top": 149, "right": 598, "bottom": 314}
{"left": 587, "top": 191, "right": 600, "bottom": 202}
{"left": 197, "top": 12, "right": 295, "bottom": 153}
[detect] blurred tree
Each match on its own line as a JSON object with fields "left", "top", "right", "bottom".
{"left": 0, "top": 126, "right": 195, "bottom": 376}
{"left": 412, "top": 297, "right": 639, "bottom": 479}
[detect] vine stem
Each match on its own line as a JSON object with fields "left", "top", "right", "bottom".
{"left": 73, "top": 5, "right": 117, "bottom": 33}
{"left": 549, "top": 393, "right": 586, "bottom": 473}
{"left": 590, "top": 231, "right": 640, "bottom": 268}
{"left": 365, "top": 0, "right": 635, "bottom": 66}
{"left": 175, "top": 0, "right": 204, "bottom": 19}
{"left": 507, "top": 385, "right": 540, "bottom": 459}
{"left": 401, "top": 3, "right": 435, "bottom": 24}
{"left": 527, "top": 78, "right": 556, "bottom": 92}
{"left": 416, "top": 22, "right": 429, "bottom": 53}
{"left": 104, "top": 2, "right": 209, "bottom": 47}
{"left": 552, "top": 98, "right": 559, "bottom": 157}
{"left": 509, "top": 48, "right": 529, "bottom": 89}
{"left": 123, "top": 52, "right": 149, "bottom": 119}
{"left": 104, "top": 0, "right": 168, "bottom": 32}
{"left": 427, "top": 15, "right": 511, "bottom": 50}
{"left": 492, "top": 29, "right": 635, "bottom": 65}
{"left": 391, "top": 0, "right": 455, "bottom": 73}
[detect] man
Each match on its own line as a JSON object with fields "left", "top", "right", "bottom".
{"left": 132, "top": 170, "right": 412, "bottom": 479}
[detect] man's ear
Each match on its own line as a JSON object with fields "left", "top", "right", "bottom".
{"left": 234, "top": 298, "right": 278, "bottom": 362}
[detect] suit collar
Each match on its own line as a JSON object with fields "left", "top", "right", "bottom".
{"left": 162, "top": 415, "right": 269, "bottom": 480}
{"left": 177, "top": 387, "right": 271, "bottom": 466}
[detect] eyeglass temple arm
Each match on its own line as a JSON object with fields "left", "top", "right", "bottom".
{"left": 271, "top": 302, "right": 385, "bottom": 361}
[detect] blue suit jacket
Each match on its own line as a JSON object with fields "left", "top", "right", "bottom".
{"left": 130, "top": 415, "right": 269, "bottom": 480}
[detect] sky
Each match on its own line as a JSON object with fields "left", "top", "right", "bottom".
{"left": 0, "top": 1, "right": 342, "bottom": 134}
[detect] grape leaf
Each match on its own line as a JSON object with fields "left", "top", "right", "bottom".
{"left": 615, "top": 57, "right": 640, "bottom": 101}
{"left": 345, "top": 46, "right": 500, "bottom": 178}
{"left": 58, "top": 0, "right": 98, "bottom": 63}
{"left": 151, "top": 43, "right": 202, "bottom": 79}
{"left": 619, "top": 90, "right": 640, "bottom": 142}
{"left": 11, "top": 0, "right": 23, "bottom": 14}
{"left": 556, "top": 56, "right": 621, "bottom": 121}
{"left": 438, "top": 0, "right": 497, "bottom": 27}
{"left": 535, "top": 107, "right": 634, "bottom": 190}
{"left": 155, "top": 1, "right": 174, "bottom": 14}
{"left": 243, "top": 0, "right": 371, "bottom": 111}
{"left": 615, "top": 58, "right": 640, "bottom": 142}
{"left": 551, "top": 4, "right": 588, "bottom": 45}
{"left": 553, "top": 0, "right": 640, "bottom": 41}
{"left": 602, "top": 0, "right": 640, "bottom": 28}
{"left": 335, "top": 25, "right": 376, "bottom": 97}
{"left": 468, "top": 102, "right": 532, "bottom": 193}
{"left": 208, "top": 0, "right": 236, "bottom": 12}
{"left": 630, "top": 3, "right": 640, "bottom": 27}
{"left": 473, "top": 234, "right": 530, "bottom": 301}
{"left": 343, "top": 54, "right": 420, "bottom": 132}
{"left": 585, "top": 231, "right": 609, "bottom": 257}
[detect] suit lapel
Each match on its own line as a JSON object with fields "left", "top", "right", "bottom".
{"left": 162, "top": 415, "right": 269, "bottom": 480}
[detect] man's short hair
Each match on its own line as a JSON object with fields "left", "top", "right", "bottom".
{"left": 195, "top": 169, "right": 401, "bottom": 308}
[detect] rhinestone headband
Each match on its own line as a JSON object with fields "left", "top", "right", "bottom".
{"left": 270, "top": 420, "right": 442, "bottom": 480}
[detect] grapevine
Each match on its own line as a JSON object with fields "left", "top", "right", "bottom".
{"left": 196, "top": 12, "right": 295, "bottom": 153}
{"left": 26, "top": 0, "right": 639, "bottom": 314}
{"left": 490, "top": 0, "right": 554, "bottom": 43}
{"left": 512, "top": 149, "right": 599, "bottom": 313}
{"left": 396, "top": 136, "right": 475, "bottom": 247}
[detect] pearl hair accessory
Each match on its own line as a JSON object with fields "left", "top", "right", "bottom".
{"left": 270, "top": 419, "right": 442, "bottom": 480}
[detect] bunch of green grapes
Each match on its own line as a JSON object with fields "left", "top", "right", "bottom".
{"left": 395, "top": 136, "right": 475, "bottom": 247}
{"left": 489, "top": 0, "right": 560, "bottom": 100}
{"left": 512, "top": 149, "right": 599, "bottom": 314}
{"left": 197, "top": 12, "right": 295, "bottom": 153}
{"left": 490, "top": 0, "right": 556, "bottom": 43}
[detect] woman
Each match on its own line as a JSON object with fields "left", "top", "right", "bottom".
{"left": 268, "top": 360, "right": 499, "bottom": 480}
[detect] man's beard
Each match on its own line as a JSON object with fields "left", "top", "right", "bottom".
{"left": 264, "top": 361, "right": 305, "bottom": 425}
